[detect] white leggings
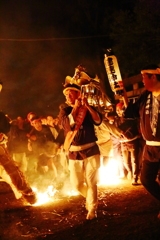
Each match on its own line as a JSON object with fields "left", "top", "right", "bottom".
{"left": 69, "top": 154, "right": 100, "bottom": 211}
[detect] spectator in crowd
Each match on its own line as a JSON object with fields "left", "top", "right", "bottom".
{"left": 115, "top": 102, "right": 141, "bottom": 185}
{"left": 26, "top": 112, "right": 37, "bottom": 127}
{"left": 46, "top": 115, "right": 59, "bottom": 140}
{"left": 8, "top": 116, "right": 29, "bottom": 175}
{"left": 28, "top": 116, "right": 59, "bottom": 184}
{"left": 53, "top": 116, "right": 69, "bottom": 174}
{"left": 0, "top": 111, "right": 37, "bottom": 205}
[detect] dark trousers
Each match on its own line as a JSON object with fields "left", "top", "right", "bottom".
{"left": 140, "top": 145, "right": 160, "bottom": 201}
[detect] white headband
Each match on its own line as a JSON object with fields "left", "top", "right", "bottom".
{"left": 141, "top": 68, "right": 160, "bottom": 74}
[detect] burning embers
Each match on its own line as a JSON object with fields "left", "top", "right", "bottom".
{"left": 30, "top": 158, "right": 121, "bottom": 206}
{"left": 32, "top": 185, "right": 59, "bottom": 206}
{"left": 31, "top": 184, "right": 79, "bottom": 206}
{"left": 99, "top": 158, "right": 121, "bottom": 185}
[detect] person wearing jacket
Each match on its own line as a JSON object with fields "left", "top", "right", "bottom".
{"left": 124, "top": 64, "right": 160, "bottom": 217}
{"left": 60, "top": 83, "right": 102, "bottom": 220}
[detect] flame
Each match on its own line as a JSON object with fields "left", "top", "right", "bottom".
{"left": 32, "top": 185, "right": 58, "bottom": 206}
{"left": 99, "top": 158, "right": 121, "bottom": 185}
{"left": 30, "top": 157, "right": 122, "bottom": 206}
{"left": 31, "top": 184, "right": 79, "bottom": 206}
{"left": 66, "top": 190, "right": 79, "bottom": 196}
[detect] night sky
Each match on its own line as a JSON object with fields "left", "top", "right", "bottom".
{"left": 0, "top": 0, "right": 159, "bottom": 119}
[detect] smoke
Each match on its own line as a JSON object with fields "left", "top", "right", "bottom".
{"left": 0, "top": 1, "right": 104, "bottom": 119}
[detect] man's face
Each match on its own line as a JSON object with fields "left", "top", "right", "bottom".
{"left": 116, "top": 106, "right": 123, "bottom": 117}
{"left": 31, "top": 120, "right": 42, "bottom": 131}
{"left": 47, "top": 116, "right": 54, "bottom": 126}
{"left": 141, "top": 73, "right": 156, "bottom": 92}
{"left": 64, "top": 89, "right": 79, "bottom": 106}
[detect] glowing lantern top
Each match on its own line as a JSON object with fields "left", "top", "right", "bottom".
{"left": 0, "top": 82, "right": 2, "bottom": 93}
{"left": 104, "top": 49, "right": 124, "bottom": 96}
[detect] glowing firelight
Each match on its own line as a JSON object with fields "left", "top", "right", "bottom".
{"left": 99, "top": 158, "right": 121, "bottom": 185}
{"left": 32, "top": 185, "right": 58, "bottom": 206}
{"left": 67, "top": 190, "right": 79, "bottom": 196}
{"left": 31, "top": 157, "right": 122, "bottom": 206}
{"left": 31, "top": 185, "right": 79, "bottom": 206}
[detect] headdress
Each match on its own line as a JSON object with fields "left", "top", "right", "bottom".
{"left": 63, "top": 64, "right": 111, "bottom": 108}
{"left": 141, "top": 68, "right": 160, "bottom": 74}
{"left": 63, "top": 65, "right": 100, "bottom": 88}
{"left": 63, "top": 83, "right": 81, "bottom": 95}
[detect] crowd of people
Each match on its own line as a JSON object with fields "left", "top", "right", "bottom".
{"left": 7, "top": 112, "right": 68, "bottom": 187}
{"left": 0, "top": 64, "right": 160, "bottom": 220}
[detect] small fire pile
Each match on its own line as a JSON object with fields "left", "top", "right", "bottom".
{"left": 99, "top": 158, "right": 122, "bottom": 185}
{"left": 32, "top": 185, "right": 58, "bottom": 206}
{"left": 30, "top": 158, "right": 121, "bottom": 206}
{"left": 31, "top": 184, "right": 79, "bottom": 206}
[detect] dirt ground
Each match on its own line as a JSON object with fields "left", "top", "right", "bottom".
{"left": 0, "top": 178, "right": 160, "bottom": 240}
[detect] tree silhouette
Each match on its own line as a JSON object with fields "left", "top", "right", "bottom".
{"left": 108, "top": 0, "right": 160, "bottom": 77}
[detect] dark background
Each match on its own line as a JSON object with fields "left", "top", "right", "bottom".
{"left": 0, "top": 0, "right": 159, "bottom": 119}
